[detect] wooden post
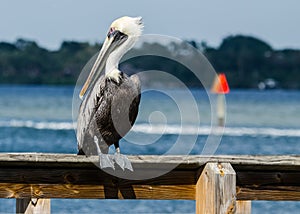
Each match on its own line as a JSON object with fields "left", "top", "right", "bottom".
{"left": 16, "top": 198, "right": 50, "bottom": 214}
{"left": 196, "top": 163, "right": 236, "bottom": 214}
{"left": 236, "top": 201, "right": 251, "bottom": 214}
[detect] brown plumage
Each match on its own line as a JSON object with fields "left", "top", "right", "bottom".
{"left": 77, "top": 72, "right": 141, "bottom": 155}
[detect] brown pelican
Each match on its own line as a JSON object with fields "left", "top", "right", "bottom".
{"left": 76, "top": 16, "right": 143, "bottom": 170}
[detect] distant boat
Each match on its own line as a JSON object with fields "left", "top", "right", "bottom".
{"left": 258, "top": 78, "right": 278, "bottom": 90}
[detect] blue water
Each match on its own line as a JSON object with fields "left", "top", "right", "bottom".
{"left": 0, "top": 85, "right": 299, "bottom": 213}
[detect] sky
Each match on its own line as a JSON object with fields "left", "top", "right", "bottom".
{"left": 1, "top": 0, "right": 299, "bottom": 50}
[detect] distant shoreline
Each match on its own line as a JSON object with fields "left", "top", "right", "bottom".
{"left": 0, "top": 35, "right": 299, "bottom": 89}
{"left": 1, "top": 83, "right": 300, "bottom": 92}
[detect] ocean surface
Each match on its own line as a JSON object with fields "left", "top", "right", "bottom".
{"left": 0, "top": 85, "right": 299, "bottom": 213}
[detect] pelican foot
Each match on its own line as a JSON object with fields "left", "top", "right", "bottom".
{"left": 99, "top": 154, "right": 115, "bottom": 169}
{"left": 114, "top": 153, "right": 133, "bottom": 171}
{"left": 93, "top": 136, "right": 115, "bottom": 170}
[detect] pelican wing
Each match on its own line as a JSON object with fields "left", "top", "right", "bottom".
{"left": 77, "top": 76, "right": 105, "bottom": 152}
{"left": 76, "top": 74, "right": 141, "bottom": 155}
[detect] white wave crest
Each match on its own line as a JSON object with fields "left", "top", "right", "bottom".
{"left": 1, "top": 120, "right": 300, "bottom": 137}
{"left": 0, "top": 119, "right": 75, "bottom": 130}
{"left": 132, "top": 123, "right": 300, "bottom": 138}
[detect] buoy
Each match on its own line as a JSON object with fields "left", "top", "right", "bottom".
{"left": 211, "top": 73, "right": 230, "bottom": 94}
{"left": 211, "top": 73, "right": 230, "bottom": 126}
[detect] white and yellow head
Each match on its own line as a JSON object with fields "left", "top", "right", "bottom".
{"left": 110, "top": 16, "right": 143, "bottom": 38}
{"left": 79, "top": 16, "right": 143, "bottom": 99}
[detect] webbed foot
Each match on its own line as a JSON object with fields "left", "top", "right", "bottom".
{"left": 113, "top": 148, "right": 133, "bottom": 171}
{"left": 99, "top": 154, "right": 115, "bottom": 169}
{"left": 94, "top": 136, "right": 115, "bottom": 170}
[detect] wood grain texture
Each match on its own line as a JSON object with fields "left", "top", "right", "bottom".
{"left": 237, "top": 186, "right": 300, "bottom": 201}
{"left": 0, "top": 154, "right": 299, "bottom": 170}
{"left": 236, "top": 201, "right": 251, "bottom": 214}
{"left": 16, "top": 198, "right": 50, "bottom": 214}
{"left": 1, "top": 183, "right": 195, "bottom": 200}
{"left": 196, "top": 163, "right": 236, "bottom": 214}
{"left": 0, "top": 153, "right": 299, "bottom": 201}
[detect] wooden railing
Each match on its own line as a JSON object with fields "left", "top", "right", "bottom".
{"left": 0, "top": 153, "right": 299, "bottom": 213}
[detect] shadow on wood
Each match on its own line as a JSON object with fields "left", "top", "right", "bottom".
{"left": 103, "top": 177, "right": 136, "bottom": 199}
{"left": 16, "top": 198, "right": 50, "bottom": 214}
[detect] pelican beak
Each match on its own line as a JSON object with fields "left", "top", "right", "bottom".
{"left": 79, "top": 29, "right": 128, "bottom": 99}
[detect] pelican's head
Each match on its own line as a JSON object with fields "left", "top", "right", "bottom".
{"left": 79, "top": 16, "right": 143, "bottom": 99}
{"left": 110, "top": 16, "right": 143, "bottom": 38}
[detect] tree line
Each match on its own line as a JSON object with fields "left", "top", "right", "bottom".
{"left": 0, "top": 35, "right": 299, "bottom": 89}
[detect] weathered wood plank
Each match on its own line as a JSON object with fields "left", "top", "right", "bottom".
{"left": 237, "top": 186, "right": 300, "bottom": 201}
{"left": 0, "top": 168, "right": 196, "bottom": 185}
{"left": 0, "top": 154, "right": 299, "bottom": 201}
{"left": 16, "top": 198, "right": 50, "bottom": 214}
{"left": 0, "top": 183, "right": 195, "bottom": 200}
{"left": 237, "top": 171, "right": 300, "bottom": 186}
{"left": 236, "top": 201, "right": 251, "bottom": 214}
{"left": 3, "top": 182, "right": 299, "bottom": 200}
{"left": 3, "top": 184, "right": 300, "bottom": 200}
{"left": 196, "top": 163, "right": 236, "bottom": 214}
{"left": 0, "top": 154, "right": 299, "bottom": 170}
{"left": 236, "top": 170, "right": 300, "bottom": 201}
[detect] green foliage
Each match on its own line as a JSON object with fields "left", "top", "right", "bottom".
{"left": 0, "top": 35, "right": 299, "bottom": 88}
{"left": 0, "top": 39, "right": 100, "bottom": 85}
{"left": 204, "top": 35, "right": 300, "bottom": 89}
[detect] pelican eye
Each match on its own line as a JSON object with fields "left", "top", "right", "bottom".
{"left": 107, "top": 27, "right": 116, "bottom": 38}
